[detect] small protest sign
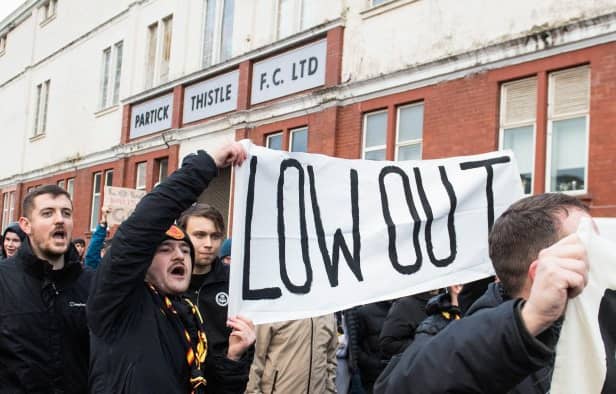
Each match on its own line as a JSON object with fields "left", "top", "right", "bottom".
{"left": 103, "top": 186, "right": 147, "bottom": 226}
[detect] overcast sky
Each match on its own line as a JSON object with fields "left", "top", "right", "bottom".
{"left": 0, "top": 0, "right": 27, "bottom": 22}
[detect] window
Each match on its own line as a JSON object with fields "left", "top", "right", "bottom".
{"left": 266, "top": 132, "right": 283, "bottom": 150}
{"left": 547, "top": 66, "right": 590, "bottom": 193}
{"left": 202, "top": 0, "right": 234, "bottom": 67}
{"left": 290, "top": 127, "right": 308, "bottom": 152}
{"left": 371, "top": 0, "right": 388, "bottom": 5}
{"left": 499, "top": 77, "right": 537, "bottom": 194}
{"left": 363, "top": 110, "right": 387, "bottom": 160}
{"left": 145, "top": 22, "right": 158, "bottom": 88}
{"left": 40, "top": 0, "right": 57, "bottom": 24}
{"left": 99, "top": 41, "right": 123, "bottom": 109}
{"left": 90, "top": 172, "right": 102, "bottom": 230}
{"left": 136, "top": 162, "right": 147, "bottom": 190}
{"left": 396, "top": 103, "right": 423, "bottom": 161}
{"left": 66, "top": 178, "right": 75, "bottom": 199}
{"left": 1, "top": 192, "right": 15, "bottom": 230}
{"left": 33, "top": 80, "right": 50, "bottom": 137}
{"left": 277, "top": 0, "right": 315, "bottom": 39}
{"left": 160, "top": 16, "right": 173, "bottom": 82}
{"left": 155, "top": 158, "right": 169, "bottom": 185}
{"left": 0, "top": 35, "right": 6, "bottom": 54}
{"left": 105, "top": 170, "right": 114, "bottom": 187}
{"left": 57, "top": 180, "right": 65, "bottom": 189}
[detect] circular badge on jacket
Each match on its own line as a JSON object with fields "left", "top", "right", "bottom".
{"left": 215, "top": 292, "right": 229, "bottom": 307}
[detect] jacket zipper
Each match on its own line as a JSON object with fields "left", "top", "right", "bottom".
{"left": 307, "top": 317, "right": 313, "bottom": 394}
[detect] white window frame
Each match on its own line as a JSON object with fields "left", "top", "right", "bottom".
{"left": 394, "top": 102, "right": 423, "bottom": 161}
{"left": 57, "top": 179, "right": 65, "bottom": 189}
{"left": 90, "top": 172, "right": 102, "bottom": 230}
{"left": 266, "top": 132, "right": 284, "bottom": 150}
{"left": 40, "top": 0, "right": 57, "bottom": 25}
{"left": 498, "top": 77, "right": 537, "bottom": 195}
{"left": 545, "top": 66, "right": 590, "bottom": 195}
{"left": 202, "top": 0, "right": 234, "bottom": 68}
{"left": 2, "top": 192, "right": 15, "bottom": 230}
{"left": 0, "top": 34, "right": 6, "bottom": 55}
{"left": 135, "top": 162, "right": 147, "bottom": 190}
{"left": 362, "top": 110, "right": 388, "bottom": 160}
{"left": 104, "top": 169, "right": 114, "bottom": 187}
{"left": 33, "top": 80, "right": 50, "bottom": 137}
{"left": 144, "top": 15, "right": 173, "bottom": 88}
{"left": 159, "top": 15, "right": 173, "bottom": 83}
{"left": 99, "top": 41, "right": 123, "bottom": 109}
{"left": 156, "top": 158, "right": 168, "bottom": 185}
{"left": 289, "top": 126, "right": 308, "bottom": 152}
{"left": 66, "top": 178, "right": 74, "bottom": 199}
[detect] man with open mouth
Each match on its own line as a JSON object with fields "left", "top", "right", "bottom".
{"left": 0, "top": 185, "right": 93, "bottom": 393}
{"left": 88, "top": 141, "right": 254, "bottom": 394}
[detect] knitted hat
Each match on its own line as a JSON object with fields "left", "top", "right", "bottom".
{"left": 162, "top": 224, "right": 195, "bottom": 264}
{"left": 219, "top": 238, "right": 232, "bottom": 258}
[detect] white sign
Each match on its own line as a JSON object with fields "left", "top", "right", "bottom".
{"left": 228, "top": 141, "right": 524, "bottom": 324}
{"left": 183, "top": 70, "right": 239, "bottom": 124}
{"left": 130, "top": 93, "right": 174, "bottom": 139}
{"left": 251, "top": 39, "right": 327, "bottom": 105}
{"left": 103, "top": 186, "right": 147, "bottom": 226}
{"left": 551, "top": 220, "right": 616, "bottom": 393}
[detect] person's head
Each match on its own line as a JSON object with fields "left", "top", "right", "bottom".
{"left": 72, "top": 238, "right": 86, "bottom": 259}
{"left": 489, "top": 193, "right": 590, "bottom": 299}
{"left": 178, "top": 204, "right": 224, "bottom": 275}
{"left": 2, "top": 222, "right": 26, "bottom": 258}
{"left": 19, "top": 185, "right": 73, "bottom": 262}
{"left": 219, "top": 238, "right": 232, "bottom": 265}
{"left": 146, "top": 225, "right": 195, "bottom": 295}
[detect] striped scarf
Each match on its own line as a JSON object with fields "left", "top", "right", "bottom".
{"left": 147, "top": 283, "right": 208, "bottom": 394}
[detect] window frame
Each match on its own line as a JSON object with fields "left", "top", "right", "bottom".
{"left": 99, "top": 41, "right": 123, "bottom": 109}
{"left": 545, "top": 66, "right": 590, "bottom": 195}
{"left": 289, "top": 126, "right": 308, "bottom": 152}
{"left": 90, "top": 172, "right": 102, "bottom": 230}
{"left": 362, "top": 109, "right": 388, "bottom": 160}
{"left": 394, "top": 102, "right": 424, "bottom": 162}
{"left": 66, "top": 178, "right": 75, "bottom": 200}
{"left": 33, "top": 80, "right": 50, "bottom": 137}
{"left": 40, "top": 0, "right": 57, "bottom": 25}
{"left": 498, "top": 77, "right": 538, "bottom": 195}
{"left": 135, "top": 162, "right": 147, "bottom": 190}
{"left": 202, "top": 0, "right": 234, "bottom": 68}
{"left": 266, "top": 132, "right": 284, "bottom": 150}
{"left": 0, "top": 34, "right": 6, "bottom": 55}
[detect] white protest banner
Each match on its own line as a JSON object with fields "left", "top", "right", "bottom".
{"left": 551, "top": 219, "right": 616, "bottom": 393}
{"left": 228, "top": 141, "right": 523, "bottom": 324}
{"left": 103, "top": 186, "right": 147, "bottom": 226}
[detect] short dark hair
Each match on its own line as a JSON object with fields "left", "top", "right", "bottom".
{"left": 22, "top": 185, "right": 72, "bottom": 218}
{"left": 178, "top": 203, "right": 225, "bottom": 234}
{"left": 489, "top": 193, "right": 589, "bottom": 297}
{"left": 72, "top": 238, "right": 85, "bottom": 246}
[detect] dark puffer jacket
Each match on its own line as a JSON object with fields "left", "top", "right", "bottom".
{"left": 0, "top": 241, "right": 93, "bottom": 393}
{"left": 374, "top": 283, "right": 557, "bottom": 394}
{"left": 88, "top": 151, "right": 251, "bottom": 394}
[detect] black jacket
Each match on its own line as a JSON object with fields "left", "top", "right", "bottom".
{"left": 87, "top": 151, "right": 251, "bottom": 394}
{"left": 378, "top": 292, "right": 433, "bottom": 358}
{"left": 0, "top": 240, "right": 93, "bottom": 393}
{"left": 186, "top": 257, "right": 232, "bottom": 355}
{"left": 374, "top": 282, "right": 557, "bottom": 394}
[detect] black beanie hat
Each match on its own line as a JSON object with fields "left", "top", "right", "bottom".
{"left": 161, "top": 224, "right": 195, "bottom": 264}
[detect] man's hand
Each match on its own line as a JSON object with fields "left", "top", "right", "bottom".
{"left": 211, "top": 142, "right": 247, "bottom": 169}
{"left": 521, "top": 233, "right": 589, "bottom": 336}
{"left": 226, "top": 316, "right": 256, "bottom": 361}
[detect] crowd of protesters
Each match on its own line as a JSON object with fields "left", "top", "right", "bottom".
{"left": 0, "top": 141, "right": 604, "bottom": 393}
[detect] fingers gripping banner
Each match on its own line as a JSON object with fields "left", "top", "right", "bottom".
{"left": 551, "top": 220, "right": 616, "bottom": 393}
{"left": 229, "top": 141, "right": 523, "bottom": 324}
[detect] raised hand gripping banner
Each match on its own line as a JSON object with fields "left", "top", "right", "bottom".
{"left": 228, "top": 141, "right": 523, "bottom": 324}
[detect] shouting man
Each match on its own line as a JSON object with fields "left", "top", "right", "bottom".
{"left": 0, "top": 185, "right": 93, "bottom": 393}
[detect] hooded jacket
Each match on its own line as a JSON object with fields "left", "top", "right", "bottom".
{"left": 246, "top": 315, "right": 338, "bottom": 394}
{"left": 87, "top": 150, "right": 251, "bottom": 394}
{"left": 0, "top": 240, "right": 93, "bottom": 393}
{"left": 374, "top": 282, "right": 556, "bottom": 394}
{"left": 1, "top": 222, "right": 27, "bottom": 259}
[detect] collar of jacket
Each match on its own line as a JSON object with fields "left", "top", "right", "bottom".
{"left": 17, "top": 239, "right": 83, "bottom": 285}
{"left": 189, "top": 257, "right": 228, "bottom": 291}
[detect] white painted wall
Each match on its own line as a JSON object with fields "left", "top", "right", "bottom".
{"left": 342, "top": 0, "right": 616, "bottom": 82}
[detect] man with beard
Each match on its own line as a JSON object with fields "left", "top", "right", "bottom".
{"left": 0, "top": 185, "right": 93, "bottom": 393}
{"left": 88, "top": 142, "right": 254, "bottom": 394}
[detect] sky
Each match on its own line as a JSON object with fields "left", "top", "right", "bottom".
{"left": 0, "top": 0, "right": 27, "bottom": 22}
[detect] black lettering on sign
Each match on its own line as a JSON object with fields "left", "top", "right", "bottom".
{"left": 242, "top": 156, "right": 282, "bottom": 300}
{"left": 379, "top": 166, "right": 422, "bottom": 275}
{"left": 413, "top": 166, "right": 457, "bottom": 267}
{"left": 308, "top": 57, "right": 318, "bottom": 76}
{"left": 308, "top": 166, "right": 362, "bottom": 287}
{"left": 260, "top": 72, "right": 267, "bottom": 90}
{"left": 277, "top": 159, "right": 313, "bottom": 294}
{"left": 459, "top": 156, "right": 511, "bottom": 232}
{"left": 273, "top": 68, "right": 282, "bottom": 86}
{"left": 600, "top": 288, "right": 616, "bottom": 393}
